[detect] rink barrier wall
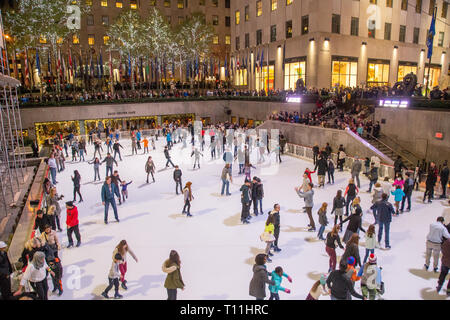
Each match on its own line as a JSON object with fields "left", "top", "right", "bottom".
{"left": 284, "top": 142, "right": 395, "bottom": 179}
{"left": 8, "top": 160, "right": 48, "bottom": 266}
{"left": 258, "top": 120, "right": 395, "bottom": 167}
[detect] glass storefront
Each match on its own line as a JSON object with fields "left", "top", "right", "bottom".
{"left": 84, "top": 116, "right": 157, "bottom": 134}
{"left": 397, "top": 63, "right": 417, "bottom": 82}
{"left": 424, "top": 65, "right": 441, "bottom": 90}
{"left": 367, "top": 60, "right": 390, "bottom": 86}
{"left": 255, "top": 65, "right": 274, "bottom": 92}
{"left": 161, "top": 114, "right": 195, "bottom": 126}
{"left": 35, "top": 121, "right": 80, "bottom": 146}
{"left": 284, "top": 60, "right": 306, "bottom": 90}
{"left": 234, "top": 68, "right": 248, "bottom": 86}
{"left": 331, "top": 57, "right": 358, "bottom": 87}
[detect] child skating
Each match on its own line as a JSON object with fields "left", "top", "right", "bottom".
{"left": 268, "top": 266, "right": 292, "bottom": 300}
{"left": 101, "top": 253, "right": 123, "bottom": 299}
{"left": 120, "top": 180, "right": 133, "bottom": 203}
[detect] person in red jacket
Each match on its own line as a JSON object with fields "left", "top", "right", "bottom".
{"left": 65, "top": 201, "right": 81, "bottom": 248}
{"left": 304, "top": 168, "right": 316, "bottom": 184}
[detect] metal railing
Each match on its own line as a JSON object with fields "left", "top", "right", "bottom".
{"left": 366, "top": 133, "right": 418, "bottom": 168}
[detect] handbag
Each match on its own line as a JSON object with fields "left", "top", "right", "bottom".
{"left": 260, "top": 232, "right": 275, "bottom": 242}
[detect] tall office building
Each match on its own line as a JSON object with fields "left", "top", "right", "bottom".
{"left": 231, "top": 0, "right": 450, "bottom": 91}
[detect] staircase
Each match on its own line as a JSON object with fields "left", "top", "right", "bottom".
{"left": 366, "top": 134, "right": 417, "bottom": 169}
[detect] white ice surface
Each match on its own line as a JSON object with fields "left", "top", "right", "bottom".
{"left": 48, "top": 137, "right": 450, "bottom": 300}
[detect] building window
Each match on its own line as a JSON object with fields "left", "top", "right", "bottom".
{"left": 368, "top": 20, "right": 376, "bottom": 38}
{"left": 73, "top": 34, "right": 80, "bottom": 44}
{"left": 386, "top": 0, "right": 393, "bottom": 8}
{"left": 166, "top": 16, "right": 171, "bottom": 24}
{"left": 245, "top": 33, "right": 249, "bottom": 47}
{"left": 164, "top": 0, "right": 170, "bottom": 7}
{"left": 212, "top": 35, "right": 218, "bottom": 44}
{"left": 384, "top": 23, "right": 391, "bottom": 40}
{"left": 256, "top": 65, "right": 274, "bottom": 92}
{"left": 235, "top": 36, "right": 239, "bottom": 50}
{"left": 212, "top": 15, "right": 219, "bottom": 25}
{"left": 178, "top": 16, "right": 184, "bottom": 24}
{"left": 350, "top": 17, "right": 359, "bottom": 36}
{"left": 177, "top": 0, "right": 183, "bottom": 8}
{"left": 101, "top": 0, "right": 108, "bottom": 7}
{"left": 332, "top": 14, "right": 340, "bottom": 34}
{"left": 199, "top": 0, "right": 204, "bottom": 5}
{"left": 235, "top": 11, "right": 240, "bottom": 25}
{"left": 256, "top": 29, "right": 262, "bottom": 45}
{"left": 429, "top": 0, "right": 436, "bottom": 15}
{"left": 102, "top": 15, "right": 109, "bottom": 26}
{"left": 86, "top": 0, "right": 93, "bottom": 5}
{"left": 370, "top": 0, "right": 377, "bottom": 4}
{"left": 332, "top": 58, "right": 358, "bottom": 87}
{"left": 103, "top": 35, "right": 110, "bottom": 45}
{"left": 257, "top": 1, "right": 262, "bottom": 17}
{"left": 284, "top": 60, "right": 306, "bottom": 90}
{"left": 401, "top": 0, "right": 407, "bottom": 10}
{"left": 286, "top": 20, "right": 292, "bottom": 39}
{"left": 39, "top": 35, "right": 47, "bottom": 44}
{"left": 150, "top": 0, "right": 156, "bottom": 5}
{"left": 413, "top": 27, "right": 420, "bottom": 44}
{"left": 270, "top": 25, "right": 276, "bottom": 42}
{"left": 286, "top": 0, "right": 292, "bottom": 5}
{"left": 271, "top": 0, "right": 277, "bottom": 11}
{"left": 212, "top": 0, "right": 218, "bottom": 7}
{"left": 398, "top": 64, "right": 417, "bottom": 81}
{"left": 225, "top": 16, "right": 230, "bottom": 27}
{"left": 87, "top": 14, "right": 94, "bottom": 26}
{"left": 438, "top": 32, "right": 444, "bottom": 46}
{"left": 225, "top": 35, "right": 231, "bottom": 44}
{"left": 399, "top": 25, "right": 406, "bottom": 42}
{"left": 443, "top": 1, "right": 448, "bottom": 18}
{"left": 88, "top": 35, "right": 95, "bottom": 46}
{"left": 225, "top": 0, "right": 230, "bottom": 8}
{"left": 367, "top": 61, "right": 390, "bottom": 86}
{"left": 302, "top": 15, "right": 309, "bottom": 35}
{"left": 245, "top": 6, "right": 249, "bottom": 21}
{"left": 416, "top": 0, "right": 422, "bottom": 13}
{"left": 116, "top": 0, "right": 123, "bottom": 8}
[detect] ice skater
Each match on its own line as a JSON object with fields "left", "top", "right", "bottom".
{"left": 101, "top": 176, "right": 120, "bottom": 224}
{"left": 174, "top": 166, "right": 183, "bottom": 195}
{"left": 142, "top": 137, "right": 149, "bottom": 154}
{"left": 88, "top": 157, "right": 102, "bottom": 181}
{"left": 268, "top": 267, "right": 292, "bottom": 300}
{"left": 120, "top": 180, "right": 132, "bottom": 203}
{"left": 93, "top": 139, "right": 103, "bottom": 159}
{"left": 182, "top": 182, "right": 194, "bottom": 217}
{"left": 71, "top": 170, "right": 83, "bottom": 203}
{"left": 164, "top": 146, "right": 175, "bottom": 168}
{"left": 101, "top": 253, "right": 123, "bottom": 299}
{"left": 101, "top": 153, "right": 118, "bottom": 177}
{"left": 113, "top": 140, "right": 123, "bottom": 161}
{"left": 145, "top": 156, "right": 156, "bottom": 183}
{"left": 112, "top": 240, "right": 138, "bottom": 290}
{"left": 191, "top": 147, "right": 203, "bottom": 169}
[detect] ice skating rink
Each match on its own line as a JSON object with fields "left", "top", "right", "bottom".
{"left": 51, "top": 137, "right": 450, "bottom": 300}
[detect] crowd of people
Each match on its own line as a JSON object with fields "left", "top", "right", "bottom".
{"left": 0, "top": 115, "right": 449, "bottom": 301}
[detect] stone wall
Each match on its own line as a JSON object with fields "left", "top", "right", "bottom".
{"left": 374, "top": 107, "right": 450, "bottom": 164}
{"left": 20, "top": 100, "right": 316, "bottom": 140}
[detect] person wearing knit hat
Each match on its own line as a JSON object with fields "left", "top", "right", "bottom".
{"left": 346, "top": 256, "right": 361, "bottom": 284}
{"left": 359, "top": 253, "right": 382, "bottom": 300}
{"left": 368, "top": 253, "right": 377, "bottom": 264}
{"left": 306, "top": 273, "right": 330, "bottom": 300}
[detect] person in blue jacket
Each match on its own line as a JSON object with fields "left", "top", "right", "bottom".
{"left": 390, "top": 186, "right": 405, "bottom": 216}
{"left": 166, "top": 132, "right": 172, "bottom": 150}
{"left": 101, "top": 176, "right": 120, "bottom": 224}
{"left": 268, "top": 266, "right": 292, "bottom": 300}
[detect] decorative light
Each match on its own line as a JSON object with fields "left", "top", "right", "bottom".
{"left": 286, "top": 96, "right": 302, "bottom": 103}
{"left": 379, "top": 100, "right": 409, "bottom": 108}
{"left": 394, "top": 45, "right": 398, "bottom": 49}
{"left": 324, "top": 37, "right": 330, "bottom": 42}
{"left": 362, "top": 41, "right": 367, "bottom": 45}
{"left": 309, "top": 38, "right": 314, "bottom": 42}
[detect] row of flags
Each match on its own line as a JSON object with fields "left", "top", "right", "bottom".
{"left": 18, "top": 48, "right": 234, "bottom": 87}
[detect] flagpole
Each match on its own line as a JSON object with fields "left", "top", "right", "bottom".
{"left": 425, "top": 6, "right": 437, "bottom": 98}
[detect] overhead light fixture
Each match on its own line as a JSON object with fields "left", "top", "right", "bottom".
{"left": 443, "top": 51, "right": 447, "bottom": 54}
{"left": 286, "top": 96, "right": 302, "bottom": 103}
{"left": 362, "top": 41, "right": 367, "bottom": 45}
{"left": 421, "top": 49, "right": 425, "bottom": 52}
{"left": 309, "top": 38, "right": 314, "bottom": 42}
{"left": 324, "top": 37, "right": 330, "bottom": 41}
{"left": 394, "top": 45, "right": 398, "bottom": 49}
{"left": 379, "top": 100, "right": 409, "bottom": 108}
{"left": 277, "top": 45, "right": 282, "bottom": 48}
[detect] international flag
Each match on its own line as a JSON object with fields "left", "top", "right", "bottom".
{"left": 35, "top": 49, "right": 41, "bottom": 75}
{"left": 260, "top": 48, "right": 264, "bottom": 71}
{"left": 427, "top": 9, "right": 436, "bottom": 60}
{"left": 24, "top": 48, "right": 29, "bottom": 85}
{"left": 68, "top": 49, "right": 73, "bottom": 77}
{"left": 48, "top": 52, "right": 51, "bottom": 75}
{"left": 99, "top": 52, "right": 104, "bottom": 77}
{"left": 127, "top": 53, "right": 131, "bottom": 77}
{"left": 109, "top": 51, "right": 113, "bottom": 81}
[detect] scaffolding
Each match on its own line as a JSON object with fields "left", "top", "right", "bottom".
{"left": 0, "top": 10, "right": 25, "bottom": 220}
